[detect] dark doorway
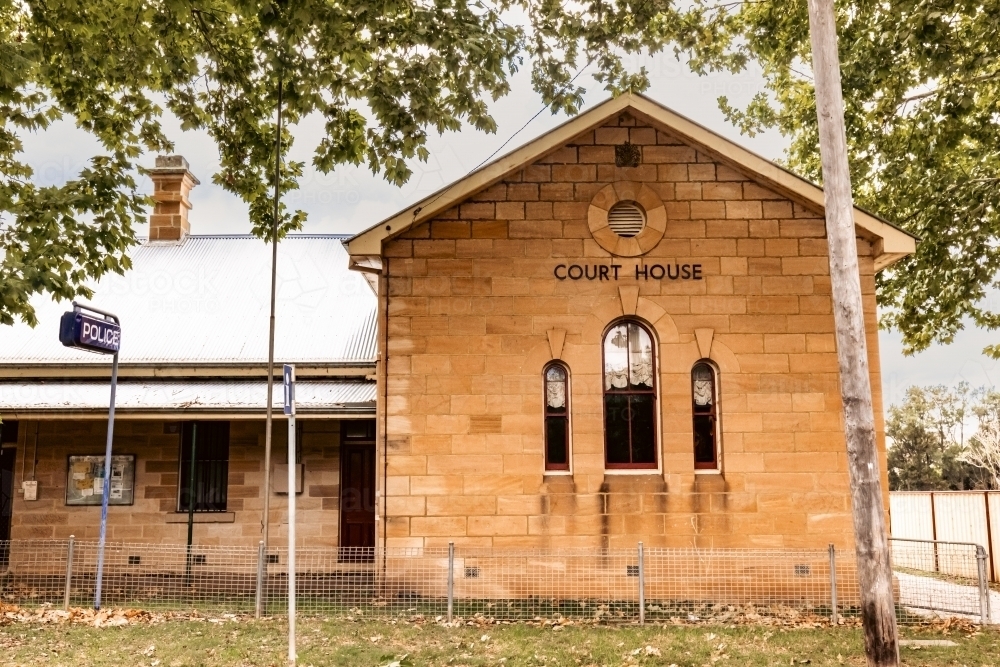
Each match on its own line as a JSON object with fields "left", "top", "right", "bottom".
{"left": 339, "top": 420, "right": 376, "bottom": 561}
{"left": 1, "top": 447, "right": 15, "bottom": 568}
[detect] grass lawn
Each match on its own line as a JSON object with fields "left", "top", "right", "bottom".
{"left": 1, "top": 616, "right": 998, "bottom": 667}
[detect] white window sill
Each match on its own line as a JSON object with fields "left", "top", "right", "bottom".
{"left": 603, "top": 469, "right": 662, "bottom": 476}
{"left": 694, "top": 469, "right": 722, "bottom": 475}
{"left": 166, "top": 512, "right": 236, "bottom": 524}
{"left": 543, "top": 470, "right": 573, "bottom": 476}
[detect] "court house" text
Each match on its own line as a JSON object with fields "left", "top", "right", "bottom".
{"left": 553, "top": 263, "right": 703, "bottom": 281}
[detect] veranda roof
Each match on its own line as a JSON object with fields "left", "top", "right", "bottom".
{"left": 0, "top": 380, "right": 375, "bottom": 417}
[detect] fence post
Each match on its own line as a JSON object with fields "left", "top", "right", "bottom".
{"left": 63, "top": 535, "right": 75, "bottom": 611}
{"left": 977, "top": 545, "right": 991, "bottom": 625}
{"left": 828, "top": 543, "right": 838, "bottom": 626}
{"left": 255, "top": 540, "right": 265, "bottom": 619}
{"left": 637, "top": 541, "right": 645, "bottom": 625}
{"left": 447, "top": 542, "right": 454, "bottom": 624}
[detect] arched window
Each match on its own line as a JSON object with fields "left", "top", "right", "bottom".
{"left": 603, "top": 321, "right": 657, "bottom": 469}
{"left": 544, "top": 363, "right": 570, "bottom": 471}
{"left": 692, "top": 361, "right": 720, "bottom": 469}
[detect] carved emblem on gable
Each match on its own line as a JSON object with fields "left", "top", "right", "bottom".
{"left": 615, "top": 142, "right": 641, "bottom": 168}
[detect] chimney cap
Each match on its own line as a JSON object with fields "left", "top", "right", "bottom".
{"left": 150, "top": 155, "right": 200, "bottom": 185}
{"left": 153, "top": 155, "right": 190, "bottom": 170}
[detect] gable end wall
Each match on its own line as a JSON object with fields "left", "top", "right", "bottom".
{"left": 380, "top": 114, "right": 887, "bottom": 550}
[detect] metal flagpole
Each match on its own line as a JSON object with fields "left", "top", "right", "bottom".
{"left": 259, "top": 74, "right": 284, "bottom": 618}
{"left": 284, "top": 364, "right": 296, "bottom": 666}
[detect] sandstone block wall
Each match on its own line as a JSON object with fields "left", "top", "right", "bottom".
{"left": 6, "top": 418, "right": 346, "bottom": 547}
{"left": 380, "top": 113, "right": 888, "bottom": 550}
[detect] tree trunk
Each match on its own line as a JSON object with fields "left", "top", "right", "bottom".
{"left": 805, "top": 0, "right": 900, "bottom": 664}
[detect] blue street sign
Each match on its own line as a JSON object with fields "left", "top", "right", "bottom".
{"left": 59, "top": 311, "right": 121, "bottom": 354}
{"left": 283, "top": 364, "right": 295, "bottom": 416}
{"left": 58, "top": 302, "right": 121, "bottom": 611}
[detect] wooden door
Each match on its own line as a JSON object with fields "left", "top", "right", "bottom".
{"left": 339, "top": 442, "right": 375, "bottom": 561}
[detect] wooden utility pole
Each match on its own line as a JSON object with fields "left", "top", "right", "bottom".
{"left": 805, "top": 0, "right": 900, "bottom": 664}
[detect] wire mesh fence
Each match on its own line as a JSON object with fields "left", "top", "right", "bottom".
{"left": 0, "top": 538, "right": 992, "bottom": 624}
{"left": 889, "top": 537, "right": 994, "bottom": 623}
{"left": 0, "top": 539, "right": 262, "bottom": 614}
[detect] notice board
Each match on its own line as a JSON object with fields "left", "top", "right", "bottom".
{"left": 65, "top": 455, "right": 135, "bottom": 506}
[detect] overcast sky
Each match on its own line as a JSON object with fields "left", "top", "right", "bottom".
{"left": 19, "top": 53, "right": 1000, "bottom": 411}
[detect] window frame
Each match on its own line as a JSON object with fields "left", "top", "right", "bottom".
{"left": 691, "top": 360, "right": 721, "bottom": 471}
{"left": 176, "top": 421, "right": 231, "bottom": 513}
{"left": 602, "top": 319, "right": 659, "bottom": 471}
{"left": 543, "top": 361, "right": 572, "bottom": 473}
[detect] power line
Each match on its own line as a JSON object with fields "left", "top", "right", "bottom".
{"left": 412, "top": 59, "right": 595, "bottom": 220}
{"left": 472, "top": 60, "right": 596, "bottom": 172}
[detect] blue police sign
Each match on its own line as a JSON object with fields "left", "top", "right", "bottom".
{"left": 57, "top": 302, "right": 121, "bottom": 611}
{"left": 59, "top": 311, "right": 121, "bottom": 354}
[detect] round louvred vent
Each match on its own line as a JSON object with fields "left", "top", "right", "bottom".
{"left": 607, "top": 202, "right": 646, "bottom": 238}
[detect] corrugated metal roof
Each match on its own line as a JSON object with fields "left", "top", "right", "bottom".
{"left": 0, "top": 380, "right": 375, "bottom": 414}
{"left": 0, "top": 235, "right": 377, "bottom": 365}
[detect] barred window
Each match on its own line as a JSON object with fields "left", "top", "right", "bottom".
{"left": 692, "top": 362, "right": 720, "bottom": 469}
{"left": 544, "top": 363, "right": 570, "bottom": 471}
{"left": 178, "top": 421, "right": 230, "bottom": 512}
{"left": 603, "top": 321, "right": 657, "bottom": 469}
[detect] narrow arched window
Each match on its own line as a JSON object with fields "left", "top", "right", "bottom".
{"left": 544, "top": 363, "right": 570, "bottom": 471}
{"left": 692, "top": 361, "right": 719, "bottom": 469}
{"left": 603, "top": 321, "right": 657, "bottom": 469}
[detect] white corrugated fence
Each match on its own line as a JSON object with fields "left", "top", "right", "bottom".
{"left": 890, "top": 491, "right": 1000, "bottom": 581}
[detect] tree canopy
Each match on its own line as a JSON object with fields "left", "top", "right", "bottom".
{"left": 8, "top": 0, "right": 998, "bottom": 356}
{"left": 697, "top": 0, "right": 1000, "bottom": 356}
{"left": 1, "top": 0, "right": 717, "bottom": 327}
{"left": 886, "top": 383, "right": 995, "bottom": 491}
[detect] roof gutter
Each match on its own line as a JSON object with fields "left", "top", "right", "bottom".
{"left": 0, "top": 363, "right": 377, "bottom": 380}
{"left": 0, "top": 407, "right": 377, "bottom": 420}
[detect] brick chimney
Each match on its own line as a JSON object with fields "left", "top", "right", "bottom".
{"left": 148, "top": 155, "right": 200, "bottom": 241}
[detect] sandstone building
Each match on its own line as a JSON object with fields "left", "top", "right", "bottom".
{"left": 345, "top": 93, "right": 915, "bottom": 551}
{"left": 0, "top": 94, "right": 915, "bottom": 557}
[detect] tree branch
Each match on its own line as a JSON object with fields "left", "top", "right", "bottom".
{"left": 900, "top": 71, "right": 1000, "bottom": 104}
